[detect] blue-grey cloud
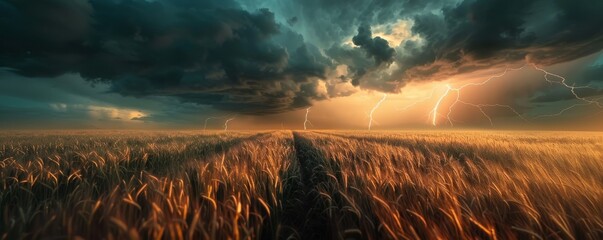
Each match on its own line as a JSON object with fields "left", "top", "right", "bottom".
{"left": 1, "top": 0, "right": 603, "bottom": 117}
{"left": 0, "top": 0, "right": 333, "bottom": 114}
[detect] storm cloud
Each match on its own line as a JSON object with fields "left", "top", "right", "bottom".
{"left": 352, "top": 25, "right": 396, "bottom": 66}
{"left": 242, "top": 0, "right": 603, "bottom": 95}
{"left": 1, "top": 0, "right": 603, "bottom": 115}
{"left": 396, "top": 0, "right": 603, "bottom": 82}
{"left": 0, "top": 0, "right": 336, "bottom": 114}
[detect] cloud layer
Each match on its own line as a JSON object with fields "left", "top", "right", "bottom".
{"left": 1, "top": 0, "right": 602, "bottom": 115}
{"left": 0, "top": 0, "right": 338, "bottom": 114}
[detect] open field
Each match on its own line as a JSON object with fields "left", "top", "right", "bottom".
{"left": 1, "top": 130, "right": 603, "bottom": 239}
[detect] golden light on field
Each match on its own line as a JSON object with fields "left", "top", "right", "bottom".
{"left": 2, "top": 130, "right": 602, "bottom": 239}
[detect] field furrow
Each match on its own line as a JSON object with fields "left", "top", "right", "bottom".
{"left": 292, "top": 131, "right": 361, "bottom": 239}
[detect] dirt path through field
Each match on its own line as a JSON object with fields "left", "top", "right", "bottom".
{"left": 290, "top": 131, "right": 336, "bottom": 239}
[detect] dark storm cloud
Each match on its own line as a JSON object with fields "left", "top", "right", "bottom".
{"left": 247, "top": 0, "right": 449, "bottom": 48}
{"left": 398, "top": 0, "right": 603, "bottom": 82}
{"left": 325, "top": 26, "right": 396, "bottom": 88}
{"left": 2, "top": 0, "right": 603, "bottom": 117}
{"left": 248, "top": 0, "right": 603, "bottom": 94}
{"left": 352, "top": 25, "right": 395, "bottom": 66}
{"left": 0, "top": 0, "right": 332, "bottom": 114}
{"left": 287, "top": 17, "right": 298, "bottom": 26}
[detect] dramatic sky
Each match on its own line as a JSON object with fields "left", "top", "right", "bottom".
{"left": 1, "top": 0, "right": 603, "bottom": 130}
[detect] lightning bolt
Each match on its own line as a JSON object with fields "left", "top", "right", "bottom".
{"left": 533, "top": 103, "right": 590, "bottom": 119}
{"left": 531, "top": 64, "right": 603, "bottom": 118}
{"left": 368, "top": 93, "right": 388, "bottom": 130}
{"left": 534, "top": 96, "right": 603, "bottom": 119}
{"left": 223, "top": 117, "right": 235, "bottom": 131}
{"left": 532, "top": 64, "right": 601, "bottom": 107}
{"left": 203, "top": 116, "right": 222, "bottom": 131}
{"left": 303, "top": 107, "right": 312, "bottom": 130}
{"left": 431, "top": 85, "right": 452, "bottom": 126}
{"left": 430, "top": 64, "right": 603, "bottom": 126}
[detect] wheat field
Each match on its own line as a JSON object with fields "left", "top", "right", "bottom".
{"left": 1, "top": 130, "right": 602, "bottom": 239}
